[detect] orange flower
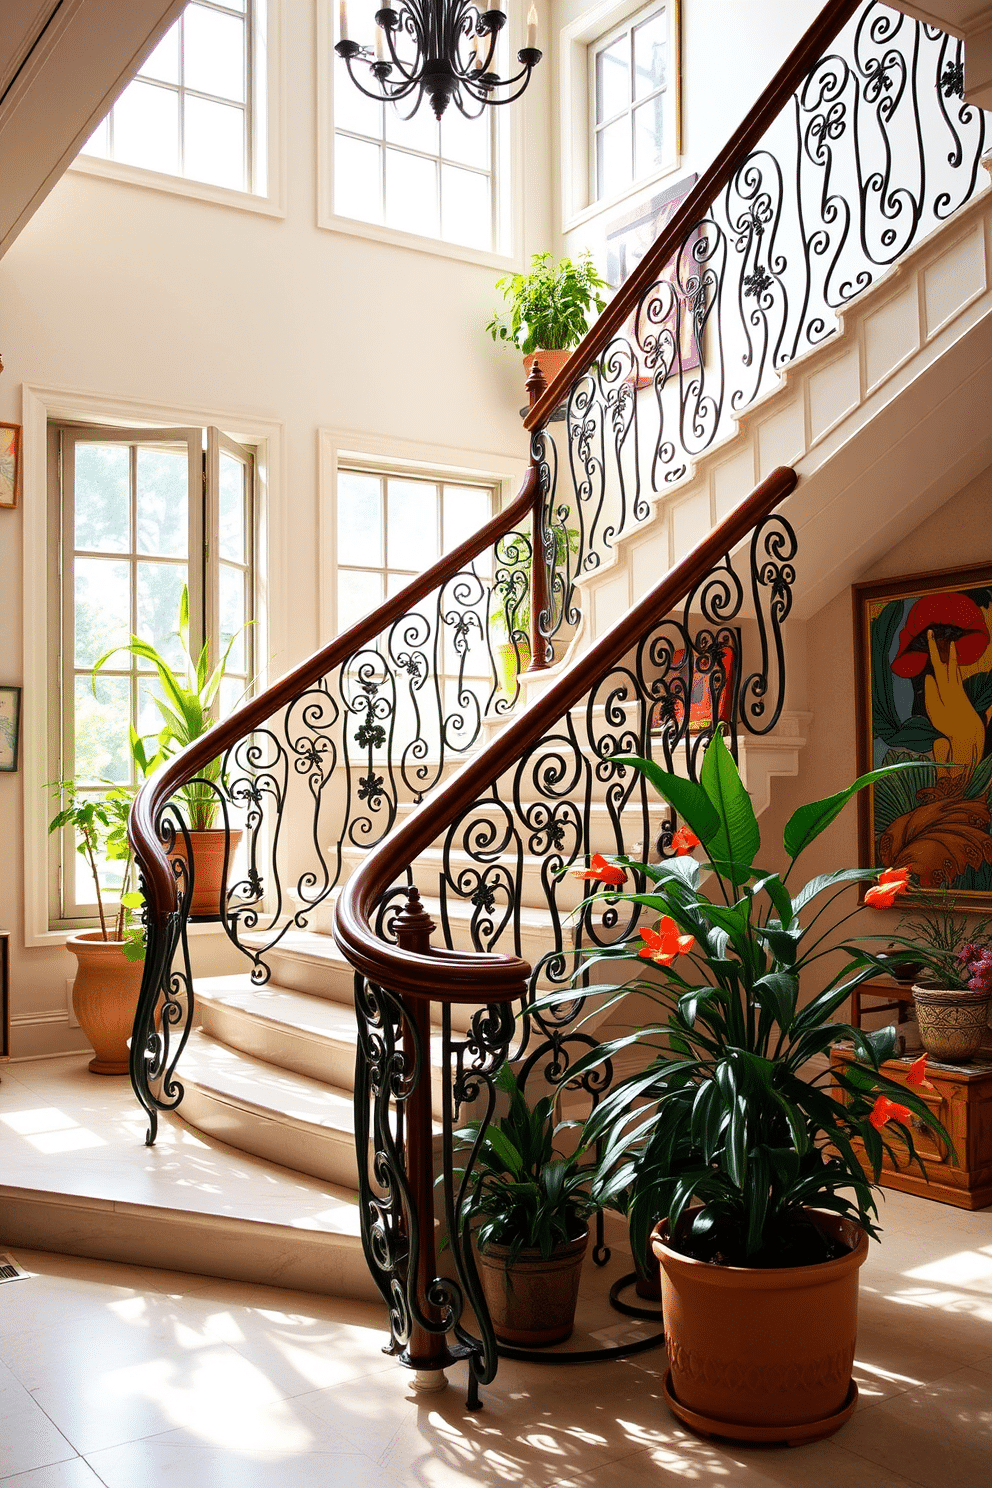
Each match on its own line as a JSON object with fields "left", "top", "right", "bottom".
{"left": 671, "top": 826, "right": 700, "bottom": 856}
{"left": 639, "top": 917, "right": 695, "bottom": 966}
{"left": 906, "top": 1053, "right": 934, "bottom": 1090}
{"left": 865, "top": 866, "right": 911, "bottom": 909}
{"left": 570, "top": 852, "right": 627, "bottom": 887}
{"left": 869, "top": 1094, "right": 912, "bottom": 1130}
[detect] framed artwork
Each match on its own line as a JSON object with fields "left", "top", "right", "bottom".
{"left": 0, "top": 931, "right": 7, "bottom": 1060}
{"left": 651, "top": 643, "right": 737, "bottom": 735}
{"left": 605, "top": 174, "right": 700, "bottom": 387}
{"left": 0, "top": 687, "right": 21, "bottom": 772}
{"left": 853, "top": 565, "right": 992, "bottom": 909}
{"left": 0, "top": 423, "right": 21, "bottom": 509}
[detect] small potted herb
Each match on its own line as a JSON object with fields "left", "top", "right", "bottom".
{"left": 486, "top": 250, "right": 609, "bottom": 395}
{"left": 456, "top": 1061, "right": 602, "bottom": 1346}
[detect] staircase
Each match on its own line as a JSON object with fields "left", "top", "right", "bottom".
{"left": 115, "top": 0, "right": 989, "bottom": 1369}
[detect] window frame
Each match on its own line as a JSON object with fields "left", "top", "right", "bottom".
{"left": 590, "top": 4, "right": 673, "bottom": 207}
{"left": 559, "top": 0, "right": 681, "bottom": 232}
{"left": 70, "top": 0, "right": 284, "bottom": 219}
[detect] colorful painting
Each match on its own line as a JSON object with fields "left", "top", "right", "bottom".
{"left": 651, "top": 643, "right": 737, "bottom": 736}
{"left": 854, "top": 567, "right": 992, "bottom": 908}
{"left": 0, "top": 423, "right": 20, "bottom": 509}
{"left": 605, "top": 174, "right": 699, "bottom": 387}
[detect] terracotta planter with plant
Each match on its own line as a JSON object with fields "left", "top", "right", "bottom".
{"left": 457, "top": 1062, "right": 603, "bottom": 1348}
{"left": 486, "top": 250, "right": 609, "bottom": 404}
{"left": 66, "top": 930, "right": 144, "bottom": 1074}
{"left": 559, "top": 733, "right": 950, "bottom": 1441}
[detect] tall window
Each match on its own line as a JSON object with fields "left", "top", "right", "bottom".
{"left": 592, "top": 4, "right": 676, "bottom": 204}
{"left": 332, "top": 1, "right": 499, "bottom": 250}
{"left": 50, "top": 424, "right": 255, "bottom": 925}
{"left": 81, "top": 1, "right": 262, "bottom": 194}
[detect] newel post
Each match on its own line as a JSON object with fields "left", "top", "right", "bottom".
{"left": 524, "top": 357, "right": 551, "bottom": 675}
{"left": 392, "top": 885, "right": 450, "bottom": 1391}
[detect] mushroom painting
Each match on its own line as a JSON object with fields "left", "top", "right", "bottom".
{"left": 856, "top": 569, "right": 992, "bottom": 907}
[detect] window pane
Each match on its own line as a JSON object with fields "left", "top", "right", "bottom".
{"left": 338, "top": 568, "right": 384, "bottom": 631}
{"left": 597, "top": 115, "right": 631, "bottom": 199}
{"left": 113, "top": 81, "right": 180, "bottom": 175}
{"left": 338, "top": 471, "right": 383, "bottom": 567}
{"left": 440, "top": 164, "right": 490, "bottom": 250}
{"left": 75, "top": 445, "right": 130, "bottom": 553}
{"left": 137, "top": 675, "right": 170, "bottom": 748}
{"left": 136, "top": 447, "right": 188, "bottom": 558}
{"left": 385, "top": 102, "right": 438, "bottom": 157}
{"left": 81, "top": 117, "right": 110, "bottom": 159}
{"left": 633, "top": 96, "right": 665, "bottom": 180}
{"left": 219, "top": 453, "right": 247, "bottom": 563}
{"left": 140, "top": 21, "right": 180, "bottom": 84}
{"left": 184, "top": 5, "right": 246, "bottom": 103}
{"left": 385, "top": 150, "right": 438, "bottom": 238}
{"left": 335, "top": 134, "right": 383, "bottom": 223}
{"left": 387, "top": 480, "right": 438, "bottom": 570}
{"left": 443, "top": 485, "right": 491, "bottom": 553}
{"left": 440, "top": 107, "right": 490, "bottom": 171}
{"left": 137, "top": 562, "right": 187, "bottom": 670}
{"left": 596, "top": 37, "right": 629, "bottom": 123}
{"left": 219, "top": 564, "right": 247, "bottom": 670}
{"left": 184, "top": 95, "right": 246, "bottom": 190}
{"left": 75, "top": 676, "right": 131, "bottom": 785}
{"left": 75, "top": 560, "right": 130, "bottom": 668}
{"left": 335, "top": 76, "right": 383, "bottom": 139}
{"left": 633, "top": 11, "right": 667, "bottom": 98}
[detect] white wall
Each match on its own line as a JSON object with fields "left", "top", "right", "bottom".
{"left": 0, "top": 0, "right": 552, "bottom": 1055}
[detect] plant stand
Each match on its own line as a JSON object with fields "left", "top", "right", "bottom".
{"left": 831, "top": 1046, "right": 992, "bottom": 1210}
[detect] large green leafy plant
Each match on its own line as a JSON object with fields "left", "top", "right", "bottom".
{"left": 565, "top": 732, "right": 950, "bottom": 1269}
{"left": 486, "top": 251, "right": 609, "bottom": 355}
{"left": 456, "top": 1062, "right": 604, "bottom": 1265}
{"left": 48, "top": 780, "right": 146, "bottom": 959}
{"left": 92, "top": 585, "right": 246, "bottom": 831}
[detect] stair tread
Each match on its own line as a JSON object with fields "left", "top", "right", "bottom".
{"left": 181, "top": 1031, "right": 357, "bottom": 1136}
{"left": 196, "top": 975, "right": 359, "bottom": 1043}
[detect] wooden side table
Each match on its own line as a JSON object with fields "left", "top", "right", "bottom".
{"left": 831, "top": 1045, "right": 992, "bottom": 1210}
{"left": 849, "top": 975, "right": 915, "bottom": 1030}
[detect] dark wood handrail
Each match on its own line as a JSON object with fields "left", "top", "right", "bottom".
{"left": 334, "top": 466, "right": 799, "bottom": 1004}
{"left": 129, "top": 462, "right": 541, "bottom": 921}
{"left": 524, "top": 0, "right": 862, "bottom": 433}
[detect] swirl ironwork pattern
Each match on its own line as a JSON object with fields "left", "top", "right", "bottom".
{"left": 529, "top": 3, "right": 988, "bottom": 662}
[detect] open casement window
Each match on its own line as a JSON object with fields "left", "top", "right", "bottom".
{"left": 590, "top": 3, "right": 678, "bottom": 205}
{"left": 49, "top": 423, "right": 256, "bottom": 929}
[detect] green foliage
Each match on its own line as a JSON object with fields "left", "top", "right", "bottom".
{"left": 48, "top": 779, "right": 144, "bottom": 953}
{"left": 92, "top": 584, "right": 250, "bottom": 830}
{"left": 456, "top": 1063, "right": 603, "bottom": 1265}
{"left": 490, "top": 525, "right": 580, "bottom": 641}
{"left": 563, "top": 734, "right": 952, "bottom": 1268}
{"left": 486, "top": 251, "right": 609, "bottom": 354}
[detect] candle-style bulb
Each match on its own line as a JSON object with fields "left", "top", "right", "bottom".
{"left": 526, "top": 3, "right": 538, "bottom": 48}
{"left": 339, "top": 0, "right": 349, "bottom": 40}
{"left": 375, "top": 22, "right": 385, "bottom": 58}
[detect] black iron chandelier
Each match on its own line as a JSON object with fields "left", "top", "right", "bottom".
{"left": 335, "top": 0, "right": 542, "bottom": 120}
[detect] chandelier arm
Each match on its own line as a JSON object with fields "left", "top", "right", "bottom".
{"left": 343, "top": 52, "right": 420, "bottom": 102}
{"left": 459, "top": 63, "right": 537, "bottom": 106}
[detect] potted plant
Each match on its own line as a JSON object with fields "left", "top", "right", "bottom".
{"left": 486, "top": 250, "right": 609, "bottom": 395}
{"left": 560, "top": 732, "right": 949, "bottom": 1442}
{"left": 92, "top": 584, "right": 248, "bottom": 919}
{"left": 489, "top": 525, "right": 581, "bottom": 696}
{"left": 456, "top": 1061, "right": 603, "bottom": 1347}
{"left": 868, "top": 895, "right": 992, "bottom": 1062}
{"left": 49, "top": 780, "right": 146, "bottom": 1074}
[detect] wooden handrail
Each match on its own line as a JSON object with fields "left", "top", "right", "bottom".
{"left": 129, "top": 462, "right": 541, "bottom": 921}
{"left": 524, "top": 0, "right": 862, "bottom": 433}
{"left": 334, "top": 466, "right": 799, "bottom": 1003}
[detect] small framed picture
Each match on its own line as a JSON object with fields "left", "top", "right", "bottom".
{"left": 0, "top": 931, "right": 8, "bottom": 1059}
{"left": 0, "top": 687, "right": 21, "bottom": 772}
{"left": 0, "top": 423, "right": 21, "bottom": 510}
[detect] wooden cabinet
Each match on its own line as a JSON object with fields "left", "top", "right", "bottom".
{"left": 831, "top": 1046, "right": 992, "bottom": 1210}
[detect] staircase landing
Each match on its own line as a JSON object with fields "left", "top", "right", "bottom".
{"left": 0, "top": 1054, "right": 378, "bottom": 1301}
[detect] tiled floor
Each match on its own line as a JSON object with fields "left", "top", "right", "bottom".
{"left": 0, "top": 1192, "right": 988, "bottom": 1485}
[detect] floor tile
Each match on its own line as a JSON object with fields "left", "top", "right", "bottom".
{"left": 0, "top": 1463, "right": 104, "bottom": 1487}
{"left": 82, "top": 1439, "right": 393, "bottom": 1488}
{"left": 0, "top": 1361, "right": 77, "bottom": 1480}
{"left": 839, "top": 1365, "right": 992, "bottom": 1488}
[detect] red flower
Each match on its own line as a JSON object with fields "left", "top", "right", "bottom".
{"left": 570, "top": 852, "right": 626, "bottom": 887}
{"left": 671, "top": 826, "right": 700, "bottom": 856}
{"left": 639, "top": 917, "right": 695, "bottom": 966}
{"left": 869, "top": 1094, "right": 913, "bottom": 1130}
{"left": 865, "top": 866, "right": 911, "bottom": 909}
{"left": 906, "top": 1053, "right": 934, "bottom": 1090}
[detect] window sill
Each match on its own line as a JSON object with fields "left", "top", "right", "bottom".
{"left": 31, "top": 922, "right": 233, "bottom": 951}
{"left": 317, "top": 208, "right": 519, "bottom": 272}
{"left": 68, "top": 155, "right": 286, "bottom": 219}
{"left": 563, "top": 156, "right": 685, "bottom": 237}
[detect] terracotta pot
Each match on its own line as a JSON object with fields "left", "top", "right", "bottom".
{"left": 651, "top": 1210, "right": 868, "bottom": 1442}
{"left": 167, "top": 828, "right": 243, "bottom": 920}
{"left": 522, "top": 348, "right": 572, "bottom": 397}
{"left": 493, "top": 638, "right": 531, "bottom": 697}
{"left": 475, "top": 1228, "right": 588, "bottom": 1346}
{"left": 66, "top": 930, "right": 144, "bottom": 1075}
{"left": 912, "top": 983, "right": 992, "bottom": 1063}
